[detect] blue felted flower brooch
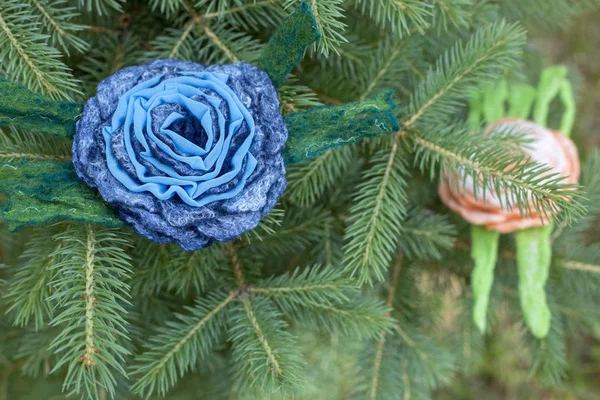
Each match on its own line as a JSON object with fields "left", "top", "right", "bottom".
{"left": 0, "top": 2, "right": 400, "bottom": 251}
{"left": 73, "top": 61, "right": 287, "bottom": 250}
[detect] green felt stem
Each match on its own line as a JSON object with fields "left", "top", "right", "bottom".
{"left": 533, "top": 65, "right": 568, "bottom": 129}
{"left": 483, "top": 79, "right": 508, "bottom": 122}
{"left": 0, "top": 161, "right": 121, "bottom": 230}
{"left": 468, "top": 90, "right": 484, "bottom": 129}
{"left": 471, "top": 225, "right": 500, "bottom": 333}
{"left": 507, "top": 84, "right": 537, "bottom": 119}
{"left": 257, "top": 1, "right": 320, "bottom": 87}
{"left": 559, "top": 79, "right": 575, "bottom": 137}
{"left": 0, "top": 77, "right": 82, "bottom": 137}
{"left": 283, "top": 91, "right": 400, "bottom": 164}
{"left": 515, "top": 225, "right": 553, "bottom": 338}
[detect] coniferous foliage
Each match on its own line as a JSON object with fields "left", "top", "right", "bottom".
{"left": 0, "top": 0, "right": 599, "bottom": 399}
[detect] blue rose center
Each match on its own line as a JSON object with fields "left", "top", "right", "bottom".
{"left": 102, "top": 71, "right": 258, "bottom": 207}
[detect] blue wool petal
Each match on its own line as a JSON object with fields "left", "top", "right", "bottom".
{"left": 101, "top": 71, "right": 258, "bottom": 207}
{"left": 74, "top": 61, "right": 287, "bottom": 250}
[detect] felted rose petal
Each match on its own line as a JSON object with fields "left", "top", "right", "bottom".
{"left": 438, "top": 118, "right": 580, "bottom": 233}
{"left": 73, "top": 60, "right": 287, "bottom": 251}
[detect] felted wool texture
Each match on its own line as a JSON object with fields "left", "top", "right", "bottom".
{"left": 283, "top": 90, "right": 400, "bottom": 164}
{"left": 257, "top": 1, "right": 320, "bottom": 87}
{"left": 0, "top": 160, "right": 121, "bottom": 231}
{"left": 0, "top": 77, "right": 82, "bottom": 137}
{"left": 73, "top": 60, "right": 287, "bottom": 251}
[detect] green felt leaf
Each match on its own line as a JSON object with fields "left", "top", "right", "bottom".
{"left": 515, "top": 225, "right": 553, "bottom": 338}
{"left": 507, "top": 84, "right": 537, "bottom": 119}
{"left": 257, "top": 1, "right": 321, "bottom": 87}
{"left": 471, "top": 225, "right": 500, "bottom": 333}
{"left": 0, "top": 77, "right": 82, "bottom": 137}
{"left": 283, "top": 90, "right": 400, "bottom": 164}
{"left": 0, "top": 161, "right": 121, "bottom": 230}
{"left": 2, "top": 192, "right": 121, "bottom": 231}
{"left": 483, "top": 79, "right": 508, "bottom": 122}
{"left": 533, "top": 66, "right": 568, "bottom": 128}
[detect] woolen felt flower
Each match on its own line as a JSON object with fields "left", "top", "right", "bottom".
{"left": 438, "top": 118, "right": 580, "bottom": 233}
{"left": 73, "top": 60, "right": 287, "bottom": 251}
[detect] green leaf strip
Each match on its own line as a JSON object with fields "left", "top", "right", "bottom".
{"left": 257, "top": 1, "right": 321, "bottom": 87}
{"left": 283, "top": 90, "right": 400, "bottom": 164}
{"left": 515, "top": 225, "right": 553, "bottom": 338}
{"left": 0, "top": 77, "right": 82, "bottom": 137}
{"left": 470, "top": 225, "right": 500, "bottom": 333}
{"left": 0, "top": 160, "right": 121, "bottom": 230}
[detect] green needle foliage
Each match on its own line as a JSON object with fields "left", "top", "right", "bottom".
{"left": 0, "top": 1, "right": 599, "bottom": 399}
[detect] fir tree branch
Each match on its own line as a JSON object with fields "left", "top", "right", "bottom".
{"left": 77, "top": 0, "right": 123, "bottom": 16}
{"left": 202, "top": 0, "right": 278, "bottom": 19}
{"left": 169, "top": 16, "right": 199, "bottom": 59}
{"left": 0, "top": 1, "right": 81, "bottom": 100}
{"left": 397, "top": 208, "right": 456, "bottom": 260}
{"left": 28, "top": 0, "right": 89, "bottom": 54}
{"left": 413, "top": 128, "right": 585, "bottom": 224}
{"left": 400, "top": 20, "right": 526, "bottom": 130}
{"left": 353, "top": 0, "right": 432, "bottom": 35}
{"left": 228, "top": 242, "right": 245, "bottom": 287}
{"left": 240, "top": 296, "right": 283, "bottom": 376}
{"left": 342, "top": 142, "right": 408, "bottom": 284}
{"left": 0, "top": 128, "right": 73, "bottom": 163}
{"left": 562, "top": 260, "right": 600, "bottom": 274}
{"left": 200, "top": 23, "right": 240, "bottom": 62}
{"left": 369, "top": 254, "right": 402, "bottom": 400}
{"left": 286, "top": 146, "right": 353, "bottom": 207}
{"left": 130, "top": 291, "right": 235, "bottom": 397}
{"left": 254, "top": 265, "right": 356, "bottom": 302}
{"left": 48, "top": 225, "right": 132, "bottom": 399}
{"left": 228, "top": 296, "right": 305, "bottom": 394}
{"left": 360, "top": 40, "right": 406, "bottom": 100}
{"left": 284, "top": 0, "right": 347, "bottom": 55}
{"left": 4, "top": 228, "right": 65, "bottom": 329}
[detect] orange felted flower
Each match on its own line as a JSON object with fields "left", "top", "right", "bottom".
{"left": 438, "top": 118, "right": 580, "bottom": 233}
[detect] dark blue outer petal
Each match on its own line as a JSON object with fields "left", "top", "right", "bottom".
{"left": 73, "top": 60, "right": 287, "bottom": 251}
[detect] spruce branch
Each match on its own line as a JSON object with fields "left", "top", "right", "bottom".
{"left": 28, "top": 0, "right": 89, "bottom": 54}
{"left": 368, "top": 254, "right": 402, "bottom": 400}
{"left": 526, "top": 304, "right": 568, "bottom": 385}
{"left": 228, "top": 296, "right": 306, "bottom": 395}
{"left": 342, "top": 144, "right": 409, "bottom": 285}
{"left": 0, "top": 0, "right": 81, "bottom": 100}
{"left": 48, "top": 225, "right": 132, "bottom": 399}
{"left": 352, "top": 0, "right": 433, "bottom": 35}
{"left": 245, "top": 207, "right": 334, "bottom": 256}
{"left": 282, "top": 296, "right": 394, "bottom": 339}
{"left": 397, "top": 208, "right": 456, "bottom": 260}
{"left": 130, "top": 291, "right": 234, "bottom": 398}
{"left": 562, "top": 260, "right": 600, "bottom": 274}
{"left": 285, "top": 0, "right": 347, "bottom": 55}
{"left": 196, "top": 0, "right": 285, "bottom": 30}
{"left": 254, "top": 265, "right": 357, "bottom": 306}
{"left": 77, "top": 0, "right": 123, "bottom": 16}
{"left": 401, "top": 20, "right": 526, "bottom": 128}
{"left": 286, "top": 146, "right": 354, "bottom": 207}
{"left": 4, "top": 227, "right": 65, "bottom": 329}
{"left": 500, "top": 0, "right": 600, "bottom": 28}
{"left": 431, "top": 0, "right": 473, "bottom": 32}
{"left": 359, "top": 37, "right": 414, "bottom": 100}
{"left": 278, "top": 75, "right": 322, "bottom": 114}
{"left": 412, "top": 124, "right": 585, "bottom": 224}
{"left": 199, "top": 23, "right": 241, "bottom": 63}
{"left": 0, "top": 127, "right": 72, "bottom": 162}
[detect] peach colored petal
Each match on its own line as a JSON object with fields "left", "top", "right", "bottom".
{"left": 551, "top": 130, "right": 580, "bottom": 184}
{"left": 487, "top": 216, "right": 546, "bottom": 233}
{"left": 438, "top": 120, "right": 581, "bottom": 234}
